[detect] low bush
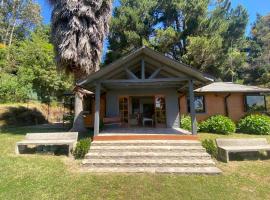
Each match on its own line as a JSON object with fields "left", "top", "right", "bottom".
{"left": 73, "top": 138, "right": 91, "bottom": 159}
{"left": 237, "top": 114, "right": 270, "bottom": 135}
{"left": 199, "top": 115, "right": 236, "bottom": 134}
{"left": 180, "top": 115, "right": 199, "bottom": 131}
{"left": 201, "top": 139, "right": 217, "bottom": 158}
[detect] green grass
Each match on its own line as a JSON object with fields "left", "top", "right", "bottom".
{"left": 1, "top": 127, "right": 270, "bottom": 200}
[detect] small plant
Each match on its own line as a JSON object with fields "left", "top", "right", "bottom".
{"left": 199, "top": 115, "right": 236, "bottom": 134}
{"left": 72, "top": 138, "right": 91, "bottom": 159}
{"left": 202, "top": 139, "right": 218, "bottom": 158}
{"left": 180, "top": 115, "right": 199, "bottom": 131}
{"left": 237, "top": 114, "right": 270, "bottom": 135}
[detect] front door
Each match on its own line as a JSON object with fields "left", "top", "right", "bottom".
{"left": 154, "top": 96, "right": 166, "bottom": 128}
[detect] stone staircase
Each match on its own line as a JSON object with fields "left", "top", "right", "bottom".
{"left": 82, "top": 140, "right": 221, "bottom": 174}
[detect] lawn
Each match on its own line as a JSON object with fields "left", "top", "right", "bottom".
{"left": 1, "top": 127, "right": 270, "bottom": 200}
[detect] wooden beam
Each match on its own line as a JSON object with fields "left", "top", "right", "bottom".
{"left": 101, "top": 77, "right": 188, "bottom": 84}
{"left": 148, "top": 67, "right": 161, "bottom": 79}
{"left": 125, "top": 68, "right": 139, "bottom": 79}
{"left": 188, "top": 80, "right": 197, "bottom": 135}
{"left": 141, "top": 59, "right": 145, "bottom": 79}
{"left": 94, "top": 83, "right": 101, "bottom": 136}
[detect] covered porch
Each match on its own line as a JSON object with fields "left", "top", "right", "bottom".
{"left": 78, "top": 47, "right": 213, "bottom": 136}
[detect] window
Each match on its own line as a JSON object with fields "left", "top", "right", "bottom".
{"left": 187, "top": 95, "right": 205, "bottom": 113}
{"left": 245, "top": 95, "right": 266, "bottom": 112}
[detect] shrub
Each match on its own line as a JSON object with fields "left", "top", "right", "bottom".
{"left": 73, "top": 138, "right": 91, "bottom": 159}
{"left": 180, "top": 115, "right": 199, "bottom": 131}
{"left": 237, "top": 114, "right": 270, "bottom": 135}
{"left": 199, "top": 115, "right": 236, "bottom": 134}
{"left": 201, "top": 139, "right": 217, "bottom": 158}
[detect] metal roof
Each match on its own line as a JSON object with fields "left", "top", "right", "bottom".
{"left": 195, "top": 82, "right": 270, "bottom": 93}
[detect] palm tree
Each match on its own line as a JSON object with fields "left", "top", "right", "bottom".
{"left": 48, "top": 0, "right": 112, "bottom": 131}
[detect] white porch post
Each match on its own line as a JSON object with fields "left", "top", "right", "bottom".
{"left": 188, "top": 80, "right": 197, "bottom": 135}
{"left": 94, "top": 83, "right": 101, "bottom": 136}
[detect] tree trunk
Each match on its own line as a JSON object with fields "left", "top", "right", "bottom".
{"left": 70, "top": 72, "right": 88, "bottom": 133}
{"left": 70, "top": 91, "right": 87, "bottom": 132}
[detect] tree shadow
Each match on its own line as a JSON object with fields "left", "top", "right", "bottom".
{"left": 0, "top": 106, "right": 48, "bottom": 128}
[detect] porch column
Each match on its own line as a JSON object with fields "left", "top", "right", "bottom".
{"left": 188, "top": 80, "right": 197, "bottom": 135}
{"left": 94, "top": 83, "right": 101, "bottom": 136}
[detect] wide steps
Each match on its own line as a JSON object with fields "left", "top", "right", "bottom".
{"left": 82, "top": 139, "right": 221, "bottom": 174}
{"left": 82, "top": 158, "right": 215, "bottom": 167}
{"left": 85, "top": 152, "right": 211, "bottom": 159}
{"left": 82, "top": 166, "right": 222, "bottom": 174}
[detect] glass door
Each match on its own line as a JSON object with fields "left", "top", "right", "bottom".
{"left": 154, "top": 96, "right": 166, "bottom": 128}
{"left": 119, "top": 96, "right": 129, "bottom": 125}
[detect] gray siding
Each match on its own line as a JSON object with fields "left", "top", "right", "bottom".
{"left": 105, "top": 88, "right": 180, "bottom": 128}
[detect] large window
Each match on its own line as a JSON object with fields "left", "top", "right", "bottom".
{"left": 245, "top": 95, "right": 266, "bottom": 112}
{"left": 187, "top": 95, "right": 205, "bottom": 113}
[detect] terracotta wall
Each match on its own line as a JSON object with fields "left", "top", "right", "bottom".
{"left": 179, "top": 92, "right": 246, "bottom": 122}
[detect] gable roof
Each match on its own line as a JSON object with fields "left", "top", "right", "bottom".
{"left": 195, "top": 82, "right": 270, "bottom": 93}
{"left": 78, "top": 46, "right": 214, "bottom": 88}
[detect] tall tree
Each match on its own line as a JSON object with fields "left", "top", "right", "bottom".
{"left": 105, "top": 0, "right": 157, "bottom": 64}
{"left": 0, "top": 0, "right": 41, "bottom": 46}
{"left": 49, "top": 0, "right": 112, "bottom": 131}
{"left": 107, "top": 0, "right": 248, "bottom": 80}
{"left": 245, "top": 14, "right": 270, "bottom": 87}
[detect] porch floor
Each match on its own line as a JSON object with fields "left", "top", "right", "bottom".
{"left": 95, "top": 128, "right": 196, "bottom": 141}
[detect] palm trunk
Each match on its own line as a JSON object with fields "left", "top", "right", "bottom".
{"left": 70, "top": 73, "right": 87, "bottom": 133}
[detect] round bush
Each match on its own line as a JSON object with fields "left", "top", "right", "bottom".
{"left": 180, "top": 115, "right": 199, "bottom": 131}
{"left": 200, "top": 115, "right": 236, "bottom": 134}
{"left": 237, "top": 114, "right": 270, "bottom": 135}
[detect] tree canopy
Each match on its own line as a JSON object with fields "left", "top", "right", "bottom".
{"left": 106, "top": 0, "right": 251, "bottom": 81}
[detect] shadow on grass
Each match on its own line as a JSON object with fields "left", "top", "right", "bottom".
{"left": 0, "top": 106, "right": 47, "bottom": 128}
{"left": 228, "top": 151, "right": 270, "bottom": 161}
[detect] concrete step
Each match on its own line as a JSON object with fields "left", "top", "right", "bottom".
{"left": 85, "top": 151, "right": 211, "bottom": 159}
{"left": 90, "top": 145, "right": 205, "bottom": 153}
{"left": 82, "top": 158, "right": 215, "bottom": 167}
{"left": 82, "top": 166, "right": 222, "bottom": 174}
{"left": 91, "top": 140, "right": 201, "bottom": 146}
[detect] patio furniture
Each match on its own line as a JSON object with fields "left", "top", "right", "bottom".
{"left": 143, "top": 117, "right": 154, "bottom": 127}
{"left": 216, "top": 138, "right": 270, "bottom": 162}
{"left": 16, "top": 132, "right": 78, "bottom": 156}
{"left": 103, "top": 116, "right": 121, "bottom": 127}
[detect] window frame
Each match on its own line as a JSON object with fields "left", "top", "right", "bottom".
{"left": 187, "top": 95, "right": 206, "bottom": 114}
{"left": 244, "top": 94, "right": 267, "bottom": 112}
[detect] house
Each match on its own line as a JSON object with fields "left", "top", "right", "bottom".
{"left": 78, "top": 47, "right": 270, "bottom": 135}
{"left": 180, "top": 82, "right": 270, "bottom": 122}
{"left": 78, "top": 46, "right": 213, "bottom": 135}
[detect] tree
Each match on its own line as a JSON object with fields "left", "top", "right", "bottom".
{"left": 0, "top": 0, "right": 41, "bottom": 46}
{"left": 245, "top": 14, "right": 270, "bottom": 87}
{"left": 106, "top": 0, "right": 248, "bottom": 80}
{"left": 48, "top": 0, "right": 112, "bottom": 131}
{"left": 0, "top": 25, "right": 72, "bottom": 103}
{"left": 105, "top": 0, "right": 157, "bottom": 64}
